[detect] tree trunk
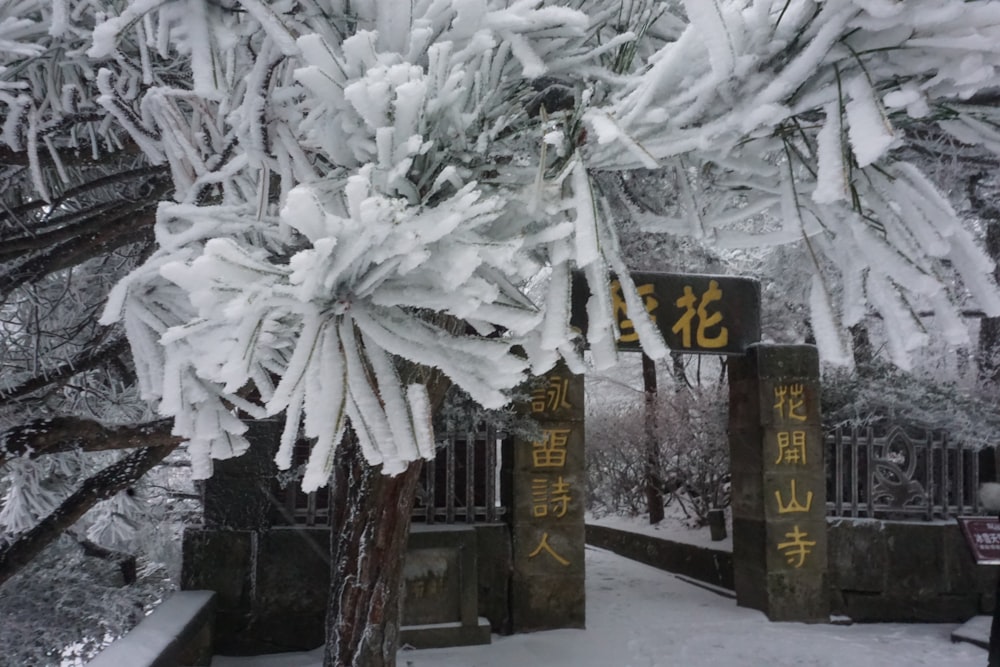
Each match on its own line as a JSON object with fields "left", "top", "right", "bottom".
{"left": 980, "top": 215, "right": 1000, "bottom": 386}
{"left": 849, "top": 323, "right": 874, "bottom": 371}
{"left": 967, "top": 173, "right": 1000, "bottom": 386}
{"left": 323, "top": 433, "right": 424, "bottom": 667}
{"left": 642, "top": 354, "right": 665, "bottom": 525}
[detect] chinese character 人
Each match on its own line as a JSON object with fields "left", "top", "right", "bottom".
{"left": 528, "top": 531, "right": 571, "bottom": 566}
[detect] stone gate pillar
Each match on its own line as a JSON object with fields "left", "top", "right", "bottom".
{"left": 510, "top": 362, "right": 586, "bottom": 631}
{"left": 728, "top": 344, "right": 828, "bottom": 622}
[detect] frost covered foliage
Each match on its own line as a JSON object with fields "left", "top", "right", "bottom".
{"left": 587, "top": 0, "right": 1000, "bottom": 369}
{"left": 71, "top": 0, "right": 651, "bottom": 490}
{"left": 0, "top": 534, "right": 175, "bottom": 667}
{"left": 822, "top": 364, "right": 1000, "bottom": 449}
{"left": 0, "top": 454, "right": 84, "bottom": 539}
{"left": 7, "top": 0, "right": 1000, "bottom": 491}
{"left": 0, "top": 458, "right": 192, "bottom": 665}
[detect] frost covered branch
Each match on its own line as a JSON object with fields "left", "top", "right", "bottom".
{"left": 0, "top": 442, "right": 177, "bottom": 588}
{"left": 0, "top": 417, "right": 178, "bottom": 469}
{"left": 5, "top": 0, "right": 1000, "bottom": 491}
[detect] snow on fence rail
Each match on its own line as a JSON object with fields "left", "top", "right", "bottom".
{"left": 825, "top": 426, "right": 992, "bottom": 520}
{"left": 87, "top": 590, "right": 215, "bottom": 667}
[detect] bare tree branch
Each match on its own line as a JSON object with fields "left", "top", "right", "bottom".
{"left": 0, "top": 417, "right": 179, "bottom": 469}
{"left": 0, "top": 208, "right": 157, "bottom": 299}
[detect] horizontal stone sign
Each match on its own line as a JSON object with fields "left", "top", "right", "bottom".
{"left": 570, "top": 271, "right": 761, "bottom": 355}
{"left": 958, "top": 517, "right": 1000, "bottom": 564}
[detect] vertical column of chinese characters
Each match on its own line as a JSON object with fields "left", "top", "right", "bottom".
{"left": 511, "top": 364, "right": 586, "bottom": 631}
{"left": 527, "top": 426, "right": 573, "bottom": 565}
{"left": 769, "top": 383, "right": 823, "bottom": 571}
{"left": 524, "top": 375, "right": 575, "bottom": 567}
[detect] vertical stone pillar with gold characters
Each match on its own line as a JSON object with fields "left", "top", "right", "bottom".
{"left": 511, "top": 361, "right": 586, "bottom": 632}
{"left": 729, "top": 344, "right": 829, "bottom": 622}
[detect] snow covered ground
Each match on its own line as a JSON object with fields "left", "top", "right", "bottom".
{"left": 213, "top": 545, "right": 986, "bottom": 667}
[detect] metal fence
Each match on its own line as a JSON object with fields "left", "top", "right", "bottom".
{"left": 271, "top": 441, "right": 332, "bottom": 526}
{"left": 825, "top": 426, "right": 992, "bottom": 520}
{"left": 412, "top": 426, "right": 506, "bottom": 524}
{"left": 271, "top": 426, "right": 507, "bottom": 526}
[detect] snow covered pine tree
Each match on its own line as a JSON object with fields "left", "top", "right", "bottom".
{"left": 5, "top": 1, "right": 1000, "bottom": 665}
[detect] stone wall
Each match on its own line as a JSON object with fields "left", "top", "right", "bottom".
{"left": 585, "top": 524, "right": 733, "bottom": 591}
{"left": 586, "top": 519, "right": 997, "bottom": 623}
{"left": 182, "top": 523, "right": 512, "bottom": 654}
{"left": 828, "top": 518, "right": 995, "bottom": 622}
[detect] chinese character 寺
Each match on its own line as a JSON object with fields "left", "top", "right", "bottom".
{"left": 531, "top": 376, "right": 572, "bottom": 414}
{"left": 532, "top": 429, "right": 571, "bottom": 468}
{"left": 671, "top": 280, "right": 729, "bottom": 349}
{"left": 611, "top": 279, "right": 658, "bottom": 343}
{"left": 776, "top": 526, "right": 816, "bottom": 568}
{"left": 531, "top": 477, "right": 572, "bottom": 518}
{"left": 775, "top": 431, "right": 807, "bottom": 465}
{"left": 528, "top": 531, "right": 571, "bottom": 566}
{"left": 774, "top": 479, "right": 814, "bottom": 514}
{"left": 774, "top": 384, "right": 807, "bottom": 422}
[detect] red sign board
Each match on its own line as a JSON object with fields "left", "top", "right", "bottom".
{"left": 957, "top": 517, "right": 1000, "bottom": 564}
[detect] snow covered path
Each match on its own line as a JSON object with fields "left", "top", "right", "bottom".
{"left": 214, "top": 545, "right": 986, "bottom": 667}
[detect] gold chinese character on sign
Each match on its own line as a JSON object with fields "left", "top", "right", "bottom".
{"left": 528, "top": 531, "right": 571, "bottom": 566}
{"left": 531, "top": 376, "right": 572, "bottom": 414}
{"left": 775, "top": 431, "right": 807, "bottom": 465}
{"left": 611, "top": 279, "right": 658, "bottom": 343}
{"left": 776, "top": 525, "right": 816, "bottom": 568}
{"left": 671, "top": 280, "right": 729, "bottom": 349}
{"left": 532, "top": 429, "right": 571, "bottom": 468}
{"left": 774, "top": 384, "right": 807, "bottom": 422}
{"left": 531, "top": 477, "right": 572, "bottom": 518}
{"left": 774, "top": 479, "right": 814, "bottom": 514}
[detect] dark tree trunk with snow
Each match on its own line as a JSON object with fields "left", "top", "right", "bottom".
{"left": 967, "top": 173, "right": 1000, "bottom": 386}
{"left": 642, "top": 354, "right": 665, "bottom": 524}
{"left": 980, "top": 215, "right": 1000, "bottom": 386}
{"left": 323, "top": 432, "right": 424, "bottom": 667}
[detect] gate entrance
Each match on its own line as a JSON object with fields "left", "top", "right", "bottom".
{"left": 566, "top": 270, "right": 828, "bottom": 623}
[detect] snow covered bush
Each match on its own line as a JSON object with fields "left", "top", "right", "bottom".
{"left": 822, "top": 362, "right": 1000, "bottom": 449}
{"left": 586, "top": 358, "right": 729, "bottom": 526}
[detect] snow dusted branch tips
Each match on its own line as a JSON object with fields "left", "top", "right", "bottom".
{"left": 85, "top": 0, "right": 630, "bottom": 490}
{"left": 588, "top": 0, "right": 1000, "bottom": 369}
{"left": 11, "top": 0, "right": 1000, "bottom": 487}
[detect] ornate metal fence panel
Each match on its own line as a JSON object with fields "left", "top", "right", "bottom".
{"left": 826, "top": 426, "right": 985, "bottom": 520}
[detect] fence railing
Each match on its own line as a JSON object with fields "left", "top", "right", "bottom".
{"left": 825, "top": 426, "right": 990, "bottom": 520}
{"left": 412, "top": 426, "right": 506, "bottom": 524}
{"left": 271, "top": 426, "right": 507, "bottom": 526}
